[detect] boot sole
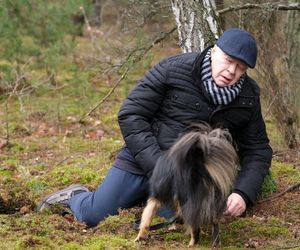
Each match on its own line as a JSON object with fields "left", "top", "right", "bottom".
{"left": 37, "top": 184, "right": 89, "bottom": 211}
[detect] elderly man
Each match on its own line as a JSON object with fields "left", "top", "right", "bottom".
{"left": 38, "top": 28, "right": 272, "bottom": 227}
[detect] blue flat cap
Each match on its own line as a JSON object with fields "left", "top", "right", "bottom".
{"left": 216, "top": 28, "right": 257, "bottom": 68}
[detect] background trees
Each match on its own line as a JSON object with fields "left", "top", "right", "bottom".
{"left": 0, "top": 0, "right": 299, "bottom": 149}
{"left": 218, "top": 0, "right": 300, "bottom": 149}
{"left": 82, "top": 0, "right": 300, "bottom": 149}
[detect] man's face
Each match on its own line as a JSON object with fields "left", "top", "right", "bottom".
{"left": 211, "top": 45, "right": 248, "bottom": 87}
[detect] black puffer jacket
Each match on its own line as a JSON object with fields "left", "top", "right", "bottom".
{"left": 118, "top": 47, "right": 273, "bottom": 204}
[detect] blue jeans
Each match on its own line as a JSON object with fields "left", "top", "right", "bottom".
{"left": 69, "top": 166, "right": 173, "bottom": 227}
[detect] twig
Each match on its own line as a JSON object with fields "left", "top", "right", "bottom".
{"left": 276, "top": 244, "right": 300, "bottom": 250}
{"left": 259, "top": 182, "right": 300, "bottom": 203}
{"left": 79, "top": 66, "right": 132, "bottom": 123}
{"left": 79, "top": 27, "right": 176, "bottom": 122}
{"left": 264, "top": 91, "right": 278, "bottom": 119}
{"left": 218, "top": 3, "right": 300, "bottom": 14}
{"left": 54, "top": 156, "right": 72, "bottom": 167}
{"left": 3, "top": 60, "right": 31, "bottom": 145}
{"left": 5, "top": 101, "right": 9, "bottom": 144}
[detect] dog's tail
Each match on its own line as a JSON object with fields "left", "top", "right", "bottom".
{"left": 168, "top": 124, "right": 238, "bottom": 201}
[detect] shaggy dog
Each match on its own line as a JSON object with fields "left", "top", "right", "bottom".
{"left": 134, "top": 124, "right": 238, "bottom": 247}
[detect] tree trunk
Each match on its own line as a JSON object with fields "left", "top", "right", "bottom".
{"left": 171, "top": 0, "right": 222, "bottom": 52}
{"left": 90, "top": 0, "right": 105, "bottom": 26}
{"left": 246, "top": 8, "right": 299, "bottom": 149}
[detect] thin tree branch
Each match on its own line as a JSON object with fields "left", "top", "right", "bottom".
{"left": 79, "top": 66, "right": 132, "bottom": 123}
{"left": 259, "top": 182, "right": 300, "bottom": 203}
{"left": 79, "top": 27, "right": 177, "bottom": 122}
{"left": 218, "top": 3, "right": 300, "bottom": 15}
{"left": 276, "top": 244, "right": 300, "bottom": 250}
{"left": 54, "top": 156, "right": 72, "bottom": 167}
{"left": 264, "top": 91, "right": 279, "bottom": 119}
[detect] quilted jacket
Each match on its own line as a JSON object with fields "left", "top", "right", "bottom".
{"left": 117, "top": 47, "right": 273, "bottom": 204}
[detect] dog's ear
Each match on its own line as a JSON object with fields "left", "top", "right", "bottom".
{"left": 187, "top": 122, "right": 212, "bottom": 134}
{"left": 209, "top": 128, "right": 233, "bottom": 144}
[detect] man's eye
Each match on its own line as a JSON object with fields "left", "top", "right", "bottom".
{"left": 226, "top": 57, "right": 233, "bottom": 63}
{"left": 239, "top": 64, "right": 247, "bottom": 71}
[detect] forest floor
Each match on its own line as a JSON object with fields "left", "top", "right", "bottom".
{"left": 0, "top": 24, "right": 300, "bottom": 250}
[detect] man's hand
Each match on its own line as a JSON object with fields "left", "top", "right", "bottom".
{"left": 224, "top": 193, "right": 246, "bottom": 217}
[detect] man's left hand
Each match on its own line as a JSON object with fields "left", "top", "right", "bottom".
{"left": 224, "top": 193, "right": 246, "bottom": 217}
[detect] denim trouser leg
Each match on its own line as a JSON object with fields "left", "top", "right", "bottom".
{"left": 69, "top": 166, "right": 149, "bottom": 227}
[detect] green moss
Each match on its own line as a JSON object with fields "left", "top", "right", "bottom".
{"left": 26, "top": 179, "right": 46, "bottom": 192}
{"left": 221, "top": 248, "right": 245, "bottom": 250}
{"left": 271, "top": 160, "right": 300, "bottom": 184}
{"left": 293, "top": 204, "right": 300, "bottom": 216}
{"left": 0, "top": 156, "right": 19, "bottom": 168}
{"left": 163, "top": 231, "right": 186, "bottom": 242}
{"left": 254, "top": 225, "right": 289, "bottom": 238}
{"left": 223, "top": 217, "right": 290, "bottom": 247}
{"left": 44, "top": 166, "right": 98, "bottom": 186}
{"left": 98, "top": 213, "right": 134, "bottom": 233}
{"left": 260, "top": 171, "right": 277, "bottom": 199}
{"left": 5, "top": 142, "right": 25, "bottom": 152}
{"left": 26, "top": 142, "right": 40, "bottom": 152}
{"left": 81, "top": 235, "right": 134, "bottom": 249}
{"left": 0, "top": 168, "right": 13, "bottom": 177}
{"left": 265, "top": 118, "right": 285, "bottom": 148}
{"left": 228, "top": 219, "right": 249, "bottom": 231}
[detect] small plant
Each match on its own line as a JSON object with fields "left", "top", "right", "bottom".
{"left": 260, "top": 171, "right": 277, "bottom": 199}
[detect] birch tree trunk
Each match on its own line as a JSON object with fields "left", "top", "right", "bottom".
{"left": 171, "top": 0, "right": 222, "bottom": 52}
{"left": 90, "top": 0, "right": 105, "bottom": 26}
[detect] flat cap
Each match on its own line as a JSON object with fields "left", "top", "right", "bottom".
{"left": 216, "top": 28, "right": 257, "bottom": 68}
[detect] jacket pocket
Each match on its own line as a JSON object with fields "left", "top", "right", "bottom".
{"left": 170, "top": 90, "right": 203, "bottom": 111}
{"left": 154, "top": 121, "right": 180, "bottom": 150}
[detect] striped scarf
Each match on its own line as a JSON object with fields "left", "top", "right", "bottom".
{"left": 201, "top": 48, "right": 245, "bottom": 105}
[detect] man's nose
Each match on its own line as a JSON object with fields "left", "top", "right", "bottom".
{"left": 227, "top": 63, "right": 237, "bottom": 74}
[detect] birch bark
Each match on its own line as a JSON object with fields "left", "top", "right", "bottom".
{"left": 171, "top": 0, "right": 222, "bottom": 52}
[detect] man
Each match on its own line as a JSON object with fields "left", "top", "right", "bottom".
{"left": 38, "top": 28, "right": 273, "bottom": 227}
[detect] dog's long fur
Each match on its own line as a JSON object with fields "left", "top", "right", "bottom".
{"left": 135, "top": 124, "right": 238, "bottom": 247}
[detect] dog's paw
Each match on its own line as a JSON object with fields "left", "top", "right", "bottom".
{"left": 188, "top": 239, "right": 195, "bottom": 248}
{"left": 168, "top": 223, "right": 177, "bottom": 231}
{"left": 134, "top": 236, "right": 140, "bottom": 242}
{"left": 188, "top": 243, "right": 194, "bottom": 248}
{"left": 134, "top": 235, "right": 147, "bottom": 242}
{"left": 134, "top": 231, "right": 148, "bottom": 242}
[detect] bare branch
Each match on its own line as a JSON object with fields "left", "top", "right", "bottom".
{"left": 218, "top": 3, "right": 300, "bottom": 15}
{"left": 79, "top": 27, "right": 177, "bottom": 122}
{"left": 276, "top": 244, "right": 300, "bottom": 250}
{"left": 79, "top": 66, "right": 132, "bottom": 123}
{"left": 259, "top": 182, "right": 300, "bottom": 203}
{"left": 264, "top": 91, "right": 279, "bottom": 119}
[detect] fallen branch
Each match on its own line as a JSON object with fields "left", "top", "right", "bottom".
{"left": 218, "top": 3, "right": 300, "bottom": 14}
{"left": 54, "top": 156, "right": 73, "bottom": 167}
{"left": 259, "top": 182, "right": 300, "bottom": 203}
{"left": 276, "top": 244, "right": 300, "bottom": 250}
{"left": 79, "top": 27, "right": 176, "bottom": 122}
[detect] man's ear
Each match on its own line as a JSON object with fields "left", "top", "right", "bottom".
{"left": 211, "top": 45, "right": 217, "bottom": 54}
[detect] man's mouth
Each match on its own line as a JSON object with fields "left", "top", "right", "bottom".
{"left": 221, "top": 75, "right": 231, "bottom": 83}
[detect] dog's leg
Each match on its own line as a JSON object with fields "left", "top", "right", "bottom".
{"left": 212, "top": 222, "right": 221, "bottom": 248}
{"left": 188, "top": 225, "right": 200, "bottom": 248}
{"left": 134, "top": 197, "right": 160, "bottom": 242}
